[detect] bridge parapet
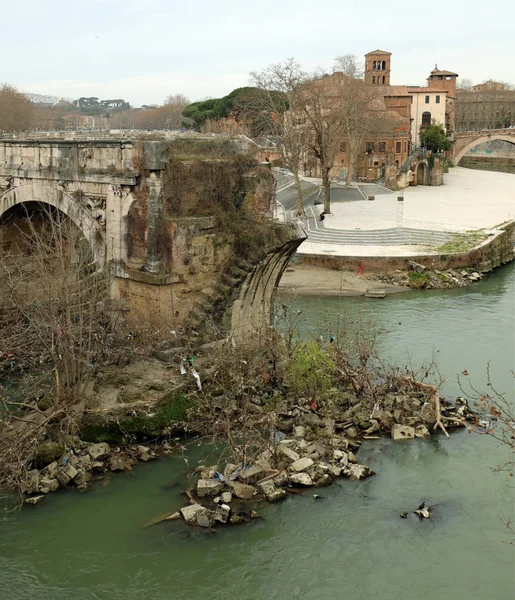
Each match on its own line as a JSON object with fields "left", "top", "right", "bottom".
{"left": 452, "top": 128, "right": 515, "bottom": 163}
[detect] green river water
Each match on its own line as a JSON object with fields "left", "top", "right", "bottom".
{"left": 1, "top": 263, "right": 514, "bottom": 600}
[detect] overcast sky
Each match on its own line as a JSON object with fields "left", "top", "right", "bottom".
{"left": 3, "top": 0, "right": 513, "bottom": 106}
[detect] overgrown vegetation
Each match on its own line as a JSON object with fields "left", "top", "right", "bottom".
{"left": 436, "top": 230, "right": 487, "bottom": 253}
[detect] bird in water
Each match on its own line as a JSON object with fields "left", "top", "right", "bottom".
{"left": 399, "top": 512, "right": 408, "bottom": 519}
{"left": 414, "top": 507, "right": 431, "bottom": 519}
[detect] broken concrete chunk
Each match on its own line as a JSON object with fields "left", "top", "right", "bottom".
{"left": 278, "top": 444, "right": 300, "bottom": 463}
{"left": 294, "top": 425, "right": 306, "bottom": 439}
{"left": 342, "top": 464, "right": 375, "bottom": 480}
{"left": 415, "top": 424, "right": 431, "bottom": 439}
{"left": 391, "top": 424, "right": 415, "bottom": 441}
{"left": 221, "top": 491, "right": 233, "bottom": 504}
{"left": 56, "top": 464, "right": 78, "bottom": 486}
{"left": 289, "top": 472, "right": 313, "bottom": 486}
{"left": 39, "top": 477, "right": 61, "bottom": 492}
{"left": 197, "top": 479, "right": 223, "bottom": 498}
{"left": 267, "top": 488, "right": 287, "bottom": 502}
{"left": 229, "top": 481, "right": 255, "bottom": 500}
{"left": 238, "top": 464, "right": 265, "bottom": 485}
{"left": 291, "top": 457, "right": 314, "bottom": 472}
{"left": 180, "top": 503, "right": 204, "bottom": 524}
{"left": 214, "top": 504, "right": 231, "bottom": 524}
{"left": 88, "top": 443, "right": 111, "bottom": 461}
{"left": 196, "top": 508, "right": 216, "bottom": 528}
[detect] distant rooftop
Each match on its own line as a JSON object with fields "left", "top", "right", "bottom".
{"left": 365, "top": 49, "right": 392, "bottom": 56}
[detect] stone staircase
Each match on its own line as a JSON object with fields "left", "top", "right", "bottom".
{"left": 304, "top": 225, "right": 452, "bottom": 247}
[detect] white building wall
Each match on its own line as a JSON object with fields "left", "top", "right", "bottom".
{"left": 410, "top": 91, "right": 447, "bottom": 148}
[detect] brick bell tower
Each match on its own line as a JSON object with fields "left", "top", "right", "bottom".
{"left": 364, "top": 49, "right": 392, "bottom": 85}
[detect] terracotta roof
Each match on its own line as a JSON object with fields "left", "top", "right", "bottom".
{"left": 430, "top": 68, "right": 458, "bottom": 76}
{"left": 365, "top": 49, "right": 392, "bottom": 56}
{"left": 407, "top": 87, "right": 448, "bottom": 93}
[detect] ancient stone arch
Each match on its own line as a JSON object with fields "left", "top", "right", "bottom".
{"left": 0, "top": 183, "right": 106, "bottom": 267}
{"left": 453, "top": 134, "right": 515, "bottom": 165}
{"left": 409, "top": 160, "right": 430, "bottom": 186}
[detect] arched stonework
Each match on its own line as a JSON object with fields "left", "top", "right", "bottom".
{"left": 0, "top": 183, "right": 106, "bottom": 267}
{"left": 453, "top": 135, "right": 515, "bottom": 165}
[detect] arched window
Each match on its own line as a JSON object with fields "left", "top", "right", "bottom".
{"left": 382, "top": 60, "right": 386, "bottom": 70}
{"left": 421, "top": 111, "right": 431, "bottom": 128}
{"left": 382, "top": 76, "right": 386, "bottom": 84}
{"left": 372, "top": 76, "right": 376, "bottom": 84}
{"left": 373, "top": 61, "right": 377, "bottom": 70}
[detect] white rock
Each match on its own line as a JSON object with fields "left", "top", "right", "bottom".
{"left": 278, "top": 445, "right": 300, "bottom": 463}
{"left": 88, "top": 443, "right": 111, "bottom": 461}
{"left": 180, "top": 503, "right": 204, "bottom": 524}
{"left": 257, "top": 479, "right": 276, "bottom": 496}
{"left": 294, "top": 425, "right": 306, "bottom": 439}
{"left": 391, "top": 424, "right": 415, "bottom": 441}
{"left": 289, "top": 472, "right": 313, "bottom": 486}
{"left": 196, "top": 508, "right": 216, "bottom": 528}
{"left": 267, "top": 489, "right": 287, "bottom": 502}
{"left": 291, "top": 457, "right": 314, "bottom": 472}
{"left": 342, "top": 464, "right": 375, "bottom": 480}
{"left": 39, "top": 477, "right": 60, "bottom": 492}
{"left": 221, "top": 492, "right": 233, "bottom": 504}
{"left": 333, "top": 450, "right": 345, "bottom": 461}
{"left": 197, "top": 479, "right": 223, "bottom": 498}
{"left": 273, "top": 471, "right": 289, "bottom": 486}
{"left": 327, "top": 465, "right": 342, "bottom": 478}
{"left": 229, "top": 481, "right": 255, "bottom": 500}
{"left": 415, "top": 425, "right": 431, "bottom": 439}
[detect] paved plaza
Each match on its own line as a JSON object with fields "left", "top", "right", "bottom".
{"left": 275, "top": 167, "right": 515, "bottom": 257}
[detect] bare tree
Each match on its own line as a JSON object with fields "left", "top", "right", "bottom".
{"left": 457, "top": 78, "right": 473, "bottom": 91}
{"left": 333, "top": 54, "right": 364, "bottom": 79}
{"left": 295, "top": 73, "right": 347, "bottom": 213}
{"left": 339, "top": 77, "right": 383, "bottom": 186}
{"left": 0, "top": 84, "right": 34, "bottom": 132}
{"left": 249, "top": 59, "right": 309, "bottom": 218}
{"left": 0, "top": 203, "right": 122, "bottom": 493}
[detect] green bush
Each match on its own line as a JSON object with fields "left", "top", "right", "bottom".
{"left": 287, "top": 341, "right": 336, "bottom": 401}
{"left": 408, "top": 271, "right": 430, "bottom": 289}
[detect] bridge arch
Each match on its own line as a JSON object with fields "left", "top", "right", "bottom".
{"left": 0, "top": 183, "right": 106, "bottom": 267}
{"left": 454, "top": 135, "right": 515, "bottom": 165}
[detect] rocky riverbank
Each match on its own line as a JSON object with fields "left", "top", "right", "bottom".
{"left": 148, "top": 391, "right": 475, "bottom": 529}
{"left": 372, "top": 263, "right": 487, "bottom": 290}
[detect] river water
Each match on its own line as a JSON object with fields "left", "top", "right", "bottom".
{"left": 1, "top": 264, "right": 514, "bottom": 600}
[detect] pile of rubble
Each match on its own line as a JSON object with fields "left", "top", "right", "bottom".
{"left": 166, "top": 395, "right": 475, "bottom": 528}
{"left": 168, "top": 430, "right": 374, "bottom": 528}
{"left": 374, "top": 263, "right": 485, "bottom": 290}
{"left": 22, "top": 441, "right": 166, "bottom": 506}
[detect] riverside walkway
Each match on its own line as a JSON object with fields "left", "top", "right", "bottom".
{"left": 274, "top": 167, "right": 515, "bottom": 257}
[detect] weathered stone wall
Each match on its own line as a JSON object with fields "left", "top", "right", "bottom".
{"left": 296, "top": 221, "right": 514, "bottom": 274}
{"left": 0, "top": 137, "right": 307, "bottom": 343}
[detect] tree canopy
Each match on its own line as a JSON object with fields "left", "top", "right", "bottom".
{"left": 183, "top": 87, "right": 265, "bottom": 129}
{"left": 419, "top": 124, "right": 453, "bottom": 153}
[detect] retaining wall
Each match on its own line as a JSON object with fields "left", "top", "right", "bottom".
{"left": 295, "top": 221, "right": 515, "bottom": 274}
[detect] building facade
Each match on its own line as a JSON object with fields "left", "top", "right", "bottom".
{"left": 456, "top": 82, "right": 515, "bottom": 131}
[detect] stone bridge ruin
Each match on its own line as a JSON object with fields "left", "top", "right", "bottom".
{"left": 0, "top": 135, "right": 306, "bottom": 343}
